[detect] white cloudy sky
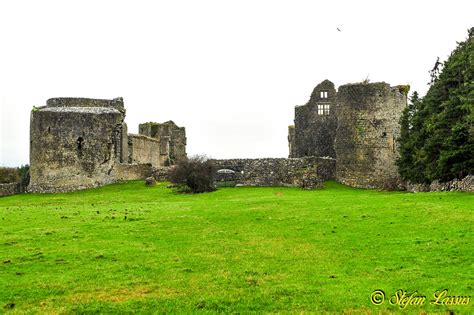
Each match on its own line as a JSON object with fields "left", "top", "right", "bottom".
{"left": 0, "top": 0, "right": 472, "bottom": 166}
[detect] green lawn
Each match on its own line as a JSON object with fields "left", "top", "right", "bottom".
{"left": 0, "top": 181, "right": 472, "bottom": 314}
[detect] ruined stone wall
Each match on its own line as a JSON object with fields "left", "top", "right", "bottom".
{"left": 128, "top": 134, "right": 166, "bottom": 167}
{"left": 139, "top": 121, "right": 186, "bottom": 164}
{"left": 0, "top": 183, "right": 20, "bottom": 197}
{"left": 29, "top": 106, "right": 125, "bottom": 193}
{"left": 292, "top": 80, "right": 337, "bottom": 158}
{"left": 335, "top": 82, "right": 407, "bottom": 189}
{"left": 111, "top": 163, "right": 153, "bottom": 181}
{"left": 212, "top": 157, "right": 335, "bottom": 187}
{"left": 151, "top": 167, "right": 171, "bottom": 182}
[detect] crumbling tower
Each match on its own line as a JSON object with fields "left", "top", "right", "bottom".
{"left": 335, "top": 82, "right": 408, "bottom": 188}
{"left": 29, "top": 97, "right": 127, "bottom": 192}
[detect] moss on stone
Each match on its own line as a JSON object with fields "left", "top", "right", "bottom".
{"left": 397, "top": 85, "right": 411, "bottom": 96}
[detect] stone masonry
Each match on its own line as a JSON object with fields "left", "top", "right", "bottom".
{"left": 213, "top": 157, "right": 335, "bottom": 187}
{"left": 29, "top": 97, "right": 186, "bottom": 193}
{"left": 289, "top": 80, "right": 408, "bottom": 189}
{"left": 291, "top": 80, "right": 337, "bottom": 158}
{"left": 335, "top": 82, "right": 407, "bottom": 188}
{"left": 139, "top": 121, "right": 187, "bottom": 165}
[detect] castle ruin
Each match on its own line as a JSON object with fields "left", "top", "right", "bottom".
{"left": 29, "top": 97, "right": 186, "bottom": 193}
{"left": 27, "top": 80, "right": 407, "bottom": 193}
{"left": 289, "top": 80, "right": 408, "bottom": 188}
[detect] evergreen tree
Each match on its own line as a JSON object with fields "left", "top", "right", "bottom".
{"left": 397, "top": 92, "right": 430, "bottom": 183}
{"left": 397, "top": 28, "right": 473, "bottom": 183}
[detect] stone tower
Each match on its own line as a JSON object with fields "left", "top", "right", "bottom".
{"left": 29, "top": 97, "right": 127, "bottom": 192}
{"left": 290, "top": 79, "right": 337, "bottom": 158}
{"left": 288, "top": 80, "right": 408, "bottom": 189}
{"left": 335, "top": 82, "right": 408, "bottom": 188}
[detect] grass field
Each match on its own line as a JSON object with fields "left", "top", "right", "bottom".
{"left": 0, "top": 181, "right": 472, "bottom": 314}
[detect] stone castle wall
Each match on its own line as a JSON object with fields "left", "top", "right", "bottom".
{"left": 292, "top": 80, "right": 337, "bottom": 158}
{"left": 335, "top": 83, "right": 407, "bottom": 188}
{"left": 128, "top": 134, "right": 166, "bottom": 167}
{"left": 212, "top": 157, "right": 336, "bottom": 187}
{"left": 111, "top": 163, "right": 153, "bottom": 181}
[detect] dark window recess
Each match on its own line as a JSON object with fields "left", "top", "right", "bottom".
{"left": 77, "top": 137, "right": 84, "bottom": 154}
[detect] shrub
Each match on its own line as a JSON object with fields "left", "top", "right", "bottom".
{"left": 169, "top": 155, "right": 216, "bottom": 193}
{"left": 18, "top": 164, "right": 30, "bottom": 191}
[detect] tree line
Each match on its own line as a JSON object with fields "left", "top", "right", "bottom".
{"left": 397, "top": 28, "right": 473, "bottom": 184}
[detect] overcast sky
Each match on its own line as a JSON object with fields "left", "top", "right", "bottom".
{"left": 0, "top": 0, "right": 472, "bottom": 167}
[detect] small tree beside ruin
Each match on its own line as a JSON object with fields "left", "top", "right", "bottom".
{"left": 169, "top": 155, "right": 216, "bottom": 193}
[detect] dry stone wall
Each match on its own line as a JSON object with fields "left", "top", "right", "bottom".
{"left": 406, "top": 175, "right": 473, "bottom": 193}
{"left": 0, "top": 183, "right": 20, "bottom": 197}
{"left": 212, "top": 157, "right": 335, "bottom": 187}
